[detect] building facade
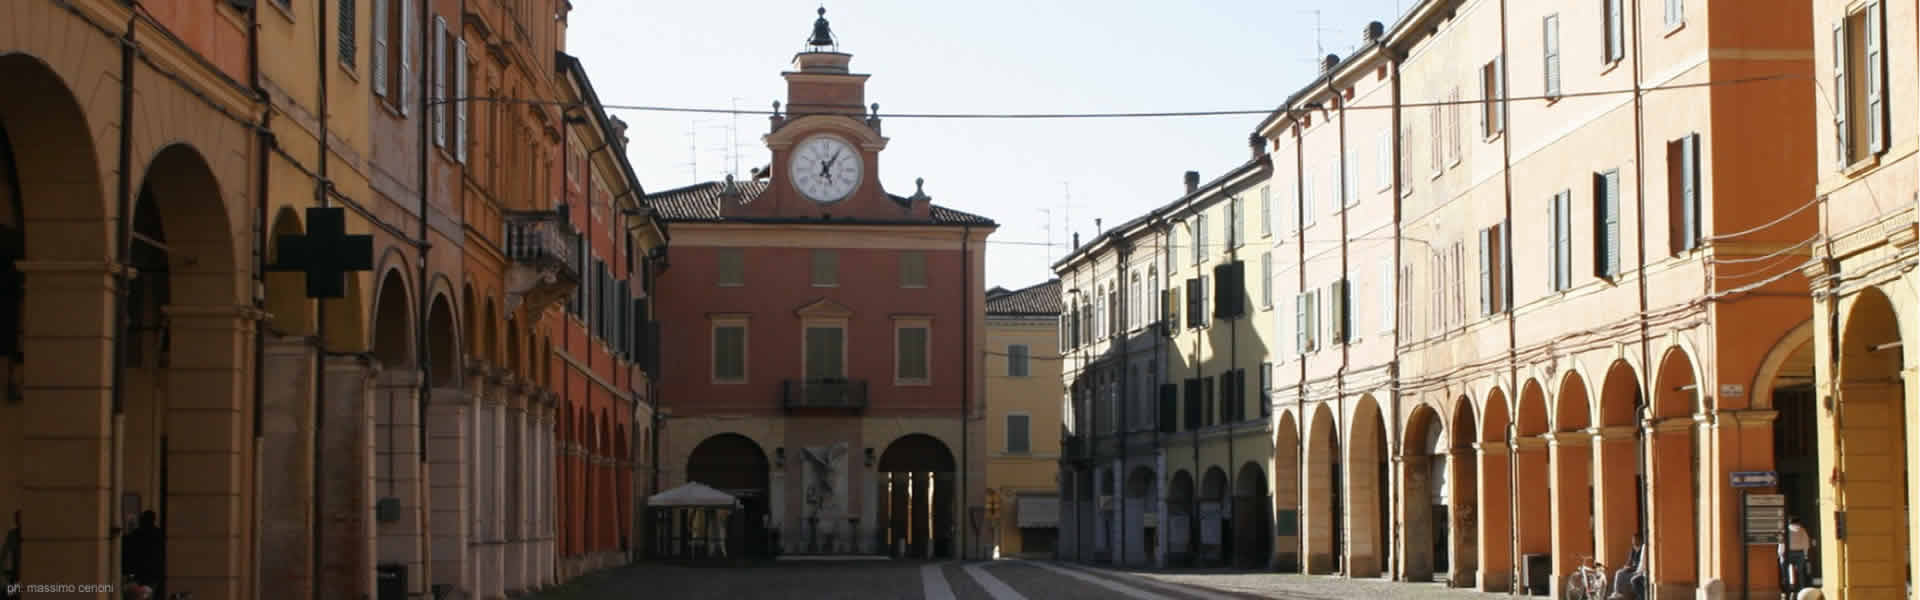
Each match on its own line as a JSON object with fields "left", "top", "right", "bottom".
{"left": 984, "top": 280, "right": 1064, "bottom": 559}
{"left": 644, "top": 10, "right": 998, "bottom": 561}
{"left": 1807, "top": 1, "right": 1920, "bottom": 598}
{"left": 0, "top": 0, "right": 652, "bottom": 598}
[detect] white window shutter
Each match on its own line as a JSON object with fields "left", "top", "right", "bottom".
{"left": 372, "top": 0, "right": 388, "bottom": 96}
{"left": 1376, "top": 130, "right": 1391, "bottom": 191}
{"left": 1478, "top": 228, "right": 1492, "bottom": 315}
{"left": 1834, "top": 21, "right": 1850, "bottom": 167}
{"left": 399, "top": 0, "right": 412, "bottom": 115}
{"left": 1379, "top": 258, "right": 1393, "bottom": 333}
{"left": 1867, "top": 1, "right": 1886, "bottom": 154}
{"left": 1544, "top": 14, "right": 1560, "bottom": 97}
{"left": 1494, "top": 55, "right": 1506, "bottom": 133}
{"left": 456, "top": 39, "right": 468, "bottom": 163}
{"left": 433, "top": 17, "right": 446, "bottom": 147}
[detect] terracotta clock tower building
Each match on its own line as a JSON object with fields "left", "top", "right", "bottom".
{"left": 646, "top": 8, "right": 997, "bottom": 560}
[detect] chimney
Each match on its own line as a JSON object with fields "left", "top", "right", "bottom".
{"left": 1095, "top": 218, "right": 1103, "bottom": 236}
{"left": 1321, "top": 53, "right": 1341, "bottom": 74}
{"left": 1364, "top": 21, "right": 1385, "bottom": 43}
{"left": 1184, "top": 171, "right": 1200, "bottom": 195}
{"left": 1249, "top": 133, "right": 1267, "bottom": 159}
{"left": 608, "top": 115, "right": 631, "bottom": 147}
{"left": 1072, "top": 232, "right": 1081, "bottom": 249}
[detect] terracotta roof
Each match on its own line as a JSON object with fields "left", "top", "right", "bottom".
{"left": 644, "top": 179, "right": 995, "bottom": 226}
{"left": 986, "top": 279, "right": 1063, "bottom": 316}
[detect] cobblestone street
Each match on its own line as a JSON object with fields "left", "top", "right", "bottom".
{"left": 527, "top": 560, "right": 1518, "bottom": 599}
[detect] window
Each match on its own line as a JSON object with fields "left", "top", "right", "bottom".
{"left": 1478, "top": 221, "right": 1511, "bottom": 315}
{"left": 806, "top": 325, "right": 846, "bottom": 380}
{"left": 1005, "top": 414, "right": 1031, "bottom": 453}
{"left": 380, "top": 0, "right": 412, "bottom": 113}
{"left": 1329, "top": 161, "right": 1343, "bottom": 213}
{"left": 1198, "top": 275, "right": 1210, "bottom": 327}
{"left": 1481, "top": 58, "right": 1506, "bottom": 138}
{"left": 432, "top": 16, "right": 447, "bottom": 147}
{"left": 1168, "top": 286, "right": 1182, "bottom": 331}
{"left": 1184, "top": 278, "right": 1203, "bottom": 328}
{"left": 1183, "top": 379, "right": 1202, "bottom": 430}
{"left": 717, "top": 248, "right": 744, "bottom": 286}
{"left": 339, "top": 0, "right": 357, "bottom": 68}
{"left": 372, "top": 0, "right": 388, "bottom": 96}
{"left": 1194, "top": 213, "right": 1209, "bottom": 264}
{"left": 1260, "top": 252, "right": 1273, "bottom": 310}
{"left": 454, "top": 39, "right": 468, "bottom": 163}
{"left": 1550, "top": 190, "right": 1573, "bottom": 291}
{"left": 811, "top": 249, "right": 838, "bottom": 286}
{"left": 1258, "top": 363, "right": 1272, "bottom": 417}
{"left": 1604, "top": 0, "right": 1626, "bottom": 63}
{"left": 1260, "top": 186, "right": 1272, "bottom": 237}
{"left": 1106, "top": 287, "right": 1118, "bottom": 337}
{"left": 1300, "top": 172, "right": 1316, "bottom": 227}
{"left": 1130, "top": 272, "right": 1142, "bottom": 330}
{"left": 1343, "top": 149, "right": 1358, "bottom": 207}
{"left": 1665, "top": 0, "right": 1684, "bottom": 27}
{"left": 1378, "top": 258, "right": 1394, "bottom": 334}
{"left": 1329, "top": 279, "right": 1351, "bottom": 344}
{"left": 712, "top": 321, "right": 747, "bottom": 382}
{"left": 1007, "top": 344, "right": 1030, "bottom": 377}
{"left": 1294, "top": 290, "right": 1320, "bottom": 353}
{"left": 894, "top": 322, "right": 929, "bottom": 384}
{"left": 1228, "top": 196, "right": 1244, "bottom": 249}
{"left": 1399, "top": 264, "right": 1414, "bottom": 337}
{"left": 1094, "top": 285, "right": 1107, "bottom": 339}
{"left": 1835, "top": 2, "right": 1889, "bottom": 167}
{"left": 1451, "top": 242, "right": 1466, "bottom": 325}
{"left": 1429, "top": 104, "right": 1444, "bottom": 174}
{"left": 1447, "top": 87, "right": 1462, "bottom": 163}
{"left": 1159, "top": 384, "right": 1178, "bottom": 433}
{"left": 1399, "top": 125, "right": 1413, "bottom": 197}
{"left": 1376, "top": 130, "right": 1392, "bottom": 192}
{"left": 1544, "top": 15, "right": 1561, "bottom": 98}
{"left": 1667, "top": 133, "right": 1702, "bottom": 254}
{"left": 899, "top": 251, "right": 927, "bottom": 288}
{"left": 1594, "top": 170, "right": 1622, "bottom": 279}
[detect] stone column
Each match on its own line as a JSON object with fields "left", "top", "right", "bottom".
{"left": 477, "top": 371, "right": 507, "bottom": 599}
{"left": 162, "top": 304, "right": 265, "bottom": 600}
{"left": 1446, "top": 447, "right": 1478, "bottom": 588}
{"left": 259, "top": 334, "right": 318, "bottom": 600}
{"left": 537, "top": 394, "right": 555, "bottom": 587}
{"left": 503, "top": 381, "right": 528, "bottom": 596}
{"left": 1643, "top": 416, "right": 1699, "bottom": 599}
{"left": 319, "top": 355, "right": 378, "bottom": 600}
{"left": 1473, "top": 441, "right": 1511, "bottom": 592}
{"left": 1398, "top": 453, "right": 1434, "bottom": 582}
{"left": 16, "top": 261, "right": 121, "bottom": 598}
{"left": 1546, "top": 431, "right": 1594, "bottom": 594}
{"left": 374, "top": 368, "right": 426, "bottom": 599}
{"left": 425, "top": 373, "right": 470, "bottom": 599}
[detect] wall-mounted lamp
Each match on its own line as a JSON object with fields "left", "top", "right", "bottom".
{"left": 775, "top": 447, "right": 786, "bottom": 468}
{"left": 865, "top": 447, "right": 875, "bottom": 467}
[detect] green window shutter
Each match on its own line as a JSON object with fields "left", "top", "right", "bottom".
{"left": 1159, "top": 384, "right": 1177, "bottom": 434}
{"left": 1479, "top": 227, "right": 1493, "bottom": 316}
{"left": 1681, "top": 134, "right": 1699, "bottom": 251}
{"left": 1006, "top": 415, "right": 1030, "bottom": 453}
{"left": 1867, "top": 1, "right": 1886, "bottom": 154}
{"left": 1295, "top": 293, "right": 1307, "bottom": 354}
{"left": 1835, "top": 21, "right": 1850, "bottom": 168}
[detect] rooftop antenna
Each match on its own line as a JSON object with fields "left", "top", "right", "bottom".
{"left": 729, "top": 97, "right": 744, "bottom": 177}
{"left": 685, "top": 121, "right": 699, "bottom": 182}
{"left": 1039, "top": 208, "right": 1053, "bottom": 264}
{"left": 1298, "top": 9, "right": 1339, "bottom": 64}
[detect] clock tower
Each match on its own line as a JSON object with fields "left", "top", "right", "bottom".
{"left": 743, "top": 8, "right": 932, "bottom": 221}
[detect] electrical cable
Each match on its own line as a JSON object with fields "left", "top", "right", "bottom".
{"left": 1702, "top": 196, "right": 1823, "bottom": 242}
{"left": 1704, "top": 235, "right": 1820, "bottom": 265}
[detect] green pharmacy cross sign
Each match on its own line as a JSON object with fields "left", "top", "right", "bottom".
{"left": 269, "top": 207, "right": 374, "bottom": 299}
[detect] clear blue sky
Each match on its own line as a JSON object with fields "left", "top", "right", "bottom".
{"left": 567, "top": 0, "right": 1414, "bottom": 289}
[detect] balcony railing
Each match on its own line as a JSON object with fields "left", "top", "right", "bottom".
{"left": 503, "top": 210, "right": 581, "bottom": 314}
{"left": 782, "top": 378, "right": 868, "bottom": 410}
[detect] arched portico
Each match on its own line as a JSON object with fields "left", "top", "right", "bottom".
{"left": 1474, "top": 388, "right": 1509, "bottom": 592}
{"left": 1549, "top": 371, "right": 1596, "bottom": 594}
{"left": 1233, "top": 461, "right": 1270, "bottom": 570}
{"left": 1825, "top": 287, "right": 1912, "bottom": 599}
{"left": 1348, "top": 395, "right": 1388, "bottom": 578}
{"left": 1199, "top": 466, "right": 1228, "bottom": 566}
{"left": 1305, "top": 403, "right": 1341, "bottom": 574}
{"left": 1594, "top": 360, "right": 1642, "bottom": 575}
{"left": 1513, "top": 379, "right": 1551, "bottom": 594}
{"left": 878, "top": 433, "right": 957, "bottom": 559}
{"left": 1166, "top": 470, "right": 1195, "bottom": 566}
{"left": 1274, "top": 411, "right": 1302, "bottom": 572}
{"left": 1399, "top": 402, "right": 1446, "bottom": 583}
{"left": 1649, "top": 346, "right": 1702, "bottom": 597}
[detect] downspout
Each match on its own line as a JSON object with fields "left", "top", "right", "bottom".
{"left": 246, "top": 1, "right": 268, "bottom": 598}
{"left": 960, "top": 224, "right": 973, "bottom": 560}
{"left": 415, "top": 0, "right": 435, "bottom": 590}
{"left": 1334, "top": 80, "right": 1375, "bottom": 580}
{"left": 1118, "top": 243, "right": 1129, "bottom": 567}
{"left": 109, "top": 10, "right": 138, "bottom": 592}
{"left": 1493, "top": 2, "right": 1522, "bottom": 592}
{"left": 312, "top": 0, "right": 335, "bottom": 595}
{"left": 1290, "top": 113, "right": 1308, "bottom": 571}
{"left": 1627, "top": 0, "right": 1656, "bottom": 587}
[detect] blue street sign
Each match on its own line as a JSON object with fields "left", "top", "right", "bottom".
{"left": 1730, "top": 471, "right": 1778, "bottom": 488}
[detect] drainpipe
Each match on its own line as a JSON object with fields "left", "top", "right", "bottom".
{"left": 415, "top": 0, "right": 435, "bottom": 590}
{"left": 109, "top": 10, "right": 137, "bottom": 593}
{"left": 1627, "top": 0, "right": 1657, "bottom": 588}
{"left": 1491, "top": 2, "right": 1523, "bottom": 592}
{"left": 960, "top": 224, "right": 973, "bottom": 560}
{"left": 312, "top": 0, "right": 334, "bottom": 594}
{"left": 1290, "top": 112, "right": 1309, "bottom": 572}
{"left": 246, "top": 0, "right": 268, "bottom": 597}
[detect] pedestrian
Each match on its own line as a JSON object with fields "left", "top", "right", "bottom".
{"left": 122, "top": 511, "right": 164, "bottom": 592}
{"left": 3, "top": 509, "right": 20, "bottom": 599}
{"left": 1779, "top": 515, "right": 1814, "bottom": 594}
{"left": 1612, "top": 532, "right": 1645, "bottom": 600}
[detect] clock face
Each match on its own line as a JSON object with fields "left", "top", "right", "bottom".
{"left": 789, "top": 135, "right": 863, "bottom": 204}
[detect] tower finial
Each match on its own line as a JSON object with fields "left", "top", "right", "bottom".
{"left": 808, "top": 6, "right": 837, "bottom": 49}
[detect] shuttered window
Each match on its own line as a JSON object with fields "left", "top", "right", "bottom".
{"left": 1447, "top": 87, "right": 1462, "bottom": 163}
{"left": 1543, "top": 14, "right": 1561, "bottom": 98}
{"left": 1260, "top": 252, "right": 1273, "bottom": 310}
{"left": 1343, "top": 149, "right": 1357, "bottom": 207}
{"left": 1300, "top": 171, "right": 1316, "bottom": 227}
{"left": 896, "top": 325, "right": 928, "bottom": 382}
{"left": 1481, "top": 57, "right": 1505, "bottom": 138}
{"left": 1260, "top": 186, "right": 1272, "bottom": 237}
{"left": 372, "top": 0, "right": 388, "bottom": 96}
{"left": 1376, "top": 130, "right": 1392, "bottom": 192}
{"left": 1008, "top": 344, "right": 1030, "bottom": 377}
{"left": 1329, "top": 161, "right": 1343, "bottom": 213}
{"left": 339, "top": 0, "right": 357, "bottom": 68}
{"left": 1480, "top": 227, "right": 1494, "bottom": 316}
{"left": 713, "top": 325, "right": 746, "bottom": 381}
{"left": 1605, "top": 0, "right": 1626, "bottom": 63}
{"left": 1329, "top": 280, "right": 1349, "bottom": 344}
{"left": 1229, "top": 196, "right": 1244, "bottom": 249}
{"left": 432, "top": 17, "right": 446, "bottom": 147}
{"left": 1195, "top": 213, "right": 1208, "bottom": 264}
{"left": 1550, "top": 190, "right": 1573, "bottom": 292}
{"left": 1005, "top": 415, "right": 1030, "bottom": 454}
{"left": 1429, "top": 104, "right": 1444, "bottom": 173}
{"left": 1295, "top": 292, "right": 1308, "bottom": 354}
{"left": 1665, "top": 0, "right": 1684, "bottom": 27}
{"left": 1668, "top": 133, "right": 1702, "bottom": 254}
{"left": 455, "top": 39, "right": 468, "bottom": 163}
{"left": 1594, "top": 170, "right": 1622, "bottom": 279}
{"left": 399, "top": 0, "right": 412, "bottom": 115}
{"left": 805, "top": 326, "right": 846, "bottom": 379}
{"left": 1258, "top": 363, "right": 1272, "bottom": 417}
{"left": 1835, "top": 19, "right": 1851, "bottom": 167}
{"left": 1399, "top": 124, "right": 1413, "bottom": 197}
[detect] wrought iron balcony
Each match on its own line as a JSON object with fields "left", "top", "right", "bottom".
{"left": 782, "top": 378, "right": 868, "bottom": 410}
{"left": 503, "top": 210, "right": 581, "bottom": 315}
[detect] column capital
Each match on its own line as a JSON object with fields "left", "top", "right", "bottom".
{"left": 1544, "top": 431, "right": 1591, "bottom": 447}
{"left": 15, "top": 259, "right": 132, "bottom": 277}
{"left": 1590, "top": 425, "right": 1637, "bottom": 441}
{"left": 1472, "top": 442, "right": 1508, "bottom": 456}
{"left": 1642, "top": 416, "right": 1697, "bottom": 433}
{"left": 1513, "top": 436, "right": 1549, "bottom": 450}
{"left": 1715, "top": 408, "right": 1778, "bottom": 428}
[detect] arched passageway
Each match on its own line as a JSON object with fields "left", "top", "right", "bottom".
{"left": 1550, "top": 372, "right": 1596, "bottom": 595}
{"left": 685, "top": 433, "right": 771, "bottom": 558}
{"left": 1650, "top": 347, "right": 1704, "bottom": 596}
{"left": 878, "top": 434, "right": 957, "bottom": 559}
{"left": 1762, "top": 326, "right": 1821, "bottom": 596}
{"left": 1454, "top": 393, "right": 1488, "bottom": 590}
{"left": 1829, "top": 288, "right": 1911, "bottom": 597}
{"left": 1594, "top": 361, "right": 1642, "bottom": 574}
{"left": 1514, "top": 380, "right": 1551, "bottom": 595}
{"left": 1124, "top": 466, "right": 1156, "bottom": 567}
{"left": 1166, "top": 470, "right": 1195, "bottom": 566}
{"left": 1400, "top": 403, "right": 1446, "bottom": 583}
{"left": 1305, "top": 403, "right": 1342, "bottom": 574}
{"left": 1233, "top": 462, "right": 1271, "bottom": 570}
{"left": 1348, "top": 395, "right": 1389, "bottom": 578}
{"left": 1199, "top": 467, "right": 1228, "bottom": 566}
{"left": 1274, "top": 411, "right": 1302, "bottom": 572}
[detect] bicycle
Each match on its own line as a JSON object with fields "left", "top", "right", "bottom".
{"left": 1565, "top": 556, "right": 1609, "bottom": 600}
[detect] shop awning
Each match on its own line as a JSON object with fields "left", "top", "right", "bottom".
{"left": 648, "top": 481, "right": 742, "bottom": 508}
{"left": 1016, "top": 495, "right": 1058, "bottom": 528}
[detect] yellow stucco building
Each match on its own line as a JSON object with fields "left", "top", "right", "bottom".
{"left": 984, "top": 280, "right": 1065, "bottom": 558}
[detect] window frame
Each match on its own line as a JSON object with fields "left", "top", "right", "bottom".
{"left": 1543, "top": 14, "right": 1562, "bottom": 98}
{"left": 710, "top": 317, "right": 749, "bottom": 384}
{"left": 1007, "top": 344, "right": 1031, "bottom": 377}
{"left": 893, "top": 318, "right": 932, "bottom": 386}
{"left": 716, "top": 247, "right": 745, "bottom": 287}
{"left": 1604, "top": 0, "right": 1627, "bottom": 64}
{"left": 1481, "top": 57, "right": 1506, "bottom": 139}
{"left": 810, "top": 249, "right": 839, "bottom": 287}
{"left": 899, "top": 250, "right": 928, "bottom": 288}
{"left": 1004, "top": 412, "right": 1032, "bottom": 454}
{"left": 1260, "top": 185, "right": 1273, "bottom": 238}
{"left": 802, "top": 318, "right": 849, "bottom": 381}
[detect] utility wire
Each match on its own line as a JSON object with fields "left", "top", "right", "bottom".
{"left": 438, "top": 73, "right": 1807, "bottom": 120}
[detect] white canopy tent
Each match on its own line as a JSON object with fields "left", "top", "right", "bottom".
{"left": 648, "top": 482, "right": 741, "bottom": 560}
{"left": 648, "top": 482, "right": 741, "bottom": 508}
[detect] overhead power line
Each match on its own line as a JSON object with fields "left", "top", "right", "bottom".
{"left": 442, "top": 73, "right": 1806, "bottom": 120}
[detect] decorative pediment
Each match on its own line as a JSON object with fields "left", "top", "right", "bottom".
{"left": 795, "top": 297, "right": 854, "bottom": 318}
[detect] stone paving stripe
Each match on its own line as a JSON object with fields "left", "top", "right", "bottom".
{"left": 1051, "top": 563, "right": 1246, "bottom": 600}
{"left": 1027, "top": 560, "right": 1174, "bottom": 600}
{"left": 923, "top": 562, "right": 959, "bottom": 600}
{"left": 963, "top": 562, "right": 1030, "bottom": 600}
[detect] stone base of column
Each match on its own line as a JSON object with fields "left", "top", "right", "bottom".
{"left": 504, "top": 539, "right": 526, "bottom": 594}
{"left": 479, "top": 543, "right": 505, "bottom": 599}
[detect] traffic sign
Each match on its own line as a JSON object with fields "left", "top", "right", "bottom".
{"left": 1730, "top": 471, "right": 1778, "bottom": 488}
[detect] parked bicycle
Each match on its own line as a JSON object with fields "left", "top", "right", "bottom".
{"left": 1566, "top": 555, "right": 1609, "bottom": 600}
